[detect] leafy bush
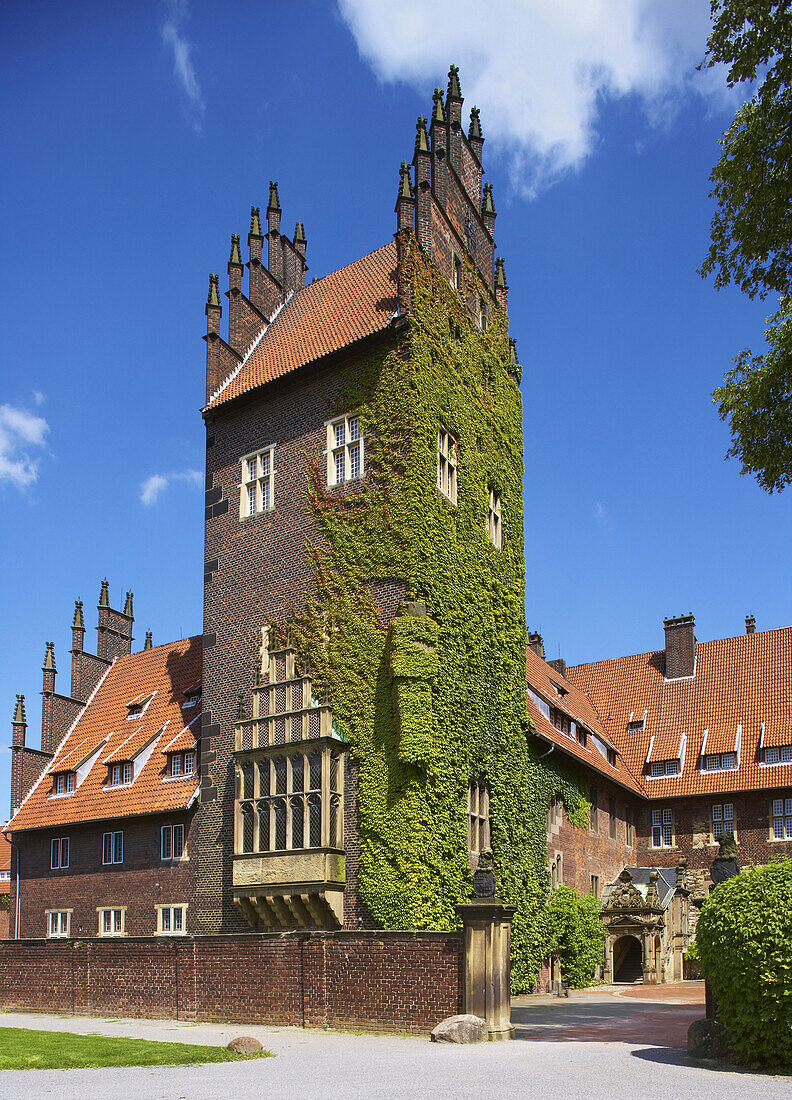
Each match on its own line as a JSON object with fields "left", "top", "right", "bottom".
{"left": 544, "top": 885, "right": 605, "bottom": 988}
{"left": 696, "top": 859, "right": 792, "bottom": 1067}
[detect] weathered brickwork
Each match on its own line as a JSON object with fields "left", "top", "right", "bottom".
{"left": 11, "top": 815, "right": 196, "bottom": 940}
{"left": 0, "top": 931, "right": 462, "bottom": 1034}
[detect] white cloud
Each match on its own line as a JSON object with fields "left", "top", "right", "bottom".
{"left": 594, "top": 501, "right": 608, "bottom": 524}
{"left": 161, "top": 0, "right": 205, "bottom": 133}
{"left": 140, "top": 469, "right": 202, "bottom": 506}
{"left": 338, "top": 0, "right": 730, "bottom": 196}
{"left": 32, "top": 390, "right": 45, "bottom": 406}
{"left": 0, "top": 403, "right": 49, "bottom": 490}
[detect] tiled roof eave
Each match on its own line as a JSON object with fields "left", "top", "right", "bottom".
{"left": 4, "top": 791, "right": 199, "bottom": 834}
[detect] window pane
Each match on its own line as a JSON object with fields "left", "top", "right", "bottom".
{"left": 247, "top": 484, "right": 256, "bottom": 515}
{"left": 334, "top": 422, "right": 345, "bottom": 447}
{"left": 309, "top": 796, "right": 322, "bottom": 847}
{"left": 349, "top": 442, "right": 360, "bottom": 480}
{"left": 173, "top": 824, "right": 184, "bottom": 858}
{"left": 247, "top": 456, "right": 258, "bottom": 480}
{"left": 274, "top": 757, "right": 287, "bottom": 794}
{"left": 261, "top": 451, "right": 270, "bottom": 476}
{"left": 652, "top": 826, "right": 661, "bottom": 847}
{"left": 173, "top": 907, "right": 183, "bottom": 932}
{"left": 162, "top": 825, "right": 172, "bottom": 860}
{"left": 172, "top": 754, "right": 182, "bottom": 776}
{"left": 114, "top": 832, "right": 123, "bottom": 862}
{"left": 309, "top": 752, "right": 322, "bottom": 790}
{"left": 258, "top": 801, "right": 270, "bottom": 851}
{"left": 330, "top": 795, "right": 341, "bottom": 847}
{"left": 724, "top": 804, "right": 733, "bottom": 822}
{"left": 59, "top": 912, "right": 68, "bottom": 934}
{"left": 242, "top": 810, "right": 254, "bottom": 853}
{"left": 781, "top": 746, "right": 792, "bottom": 762}
{"left": 652, "top": 810, "right": 661, "bottom": 825}
{"left": 712, "top": 805, "right": 722, "bottom": 822}
{"left": 50, "top": 912, "right": 57, "bottom": 935}
{"left": 786, "top": 799, "right": 792, "bottom": 815}
{"left": 103, "top": 833, "right": 112, "bottom": 864}
{"left": 334, "top": 450, "right": 345, "bottom": 484}
{"left": 663, "top": 809, "right": 672, "bottom": 824}
{"left": 184, "top": 752, "right": 194, "bottom": 775}
{"left": 663, "top": 824, "right": 673, "bottom": 846}
{"left": 274, "top": 801, "right": 286, "bottom": 849}
{"left": 766, "top": 747, "right": 779, "bottom": 763}
{"left": 103, "top": 910, "right": 111, "bottom": 933}
{"left": 161, "top": 908, "right": 170, "bottom": 932}
{"left": 348, "top": 417, "right": 359, "bottom": 442}
{"left": 773, "top": 799, "right": 783, "bottom": 816}
{"left": 114, "top": 910, "right": 122, "bottom": 933}
{"left": 291, "top": 797, "right": 304, "bottom": 849}
{"left": 291, "top": 756, "right": 304, "bottom": 792}
{"left": 262, "top": 480, "right": 271, "bottom": 509}
{"left": 242, "top": 761, "right": 254, "bottom": 799}
{"left": 773, "top": 817, "right": 784, "bottom": 839}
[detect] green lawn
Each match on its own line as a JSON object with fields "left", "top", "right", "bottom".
{"left": 0, "top": 1026, "right": 274, "bottom": 1070}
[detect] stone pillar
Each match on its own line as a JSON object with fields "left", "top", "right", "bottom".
{"left": 455, "top": 899, "right": 516, "bottom": 1040}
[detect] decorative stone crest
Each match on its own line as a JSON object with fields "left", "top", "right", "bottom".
{"left": 472, "top": 848, "right": 497, "bottom": 898}
{"left": 605, "top": 869, "right": 643, "bottom": 910}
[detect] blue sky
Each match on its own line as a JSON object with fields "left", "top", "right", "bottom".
{"left": 1, "top": 1, "right": 790, "bottom": 804}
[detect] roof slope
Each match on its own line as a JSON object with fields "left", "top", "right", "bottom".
{"left": 7, "top": 637, "right": 202, "bottom": 832}
{"left": 0, "top": 833, "right": 10, "bottom": 874}
{"left": 208, "top": 240, "right": 398, "bottom": 409}
{"left": 566, "top": 627, "right": 792, "bottom": 799}
{"left": 525, "top": 647, "right": 643, "bottom": 795}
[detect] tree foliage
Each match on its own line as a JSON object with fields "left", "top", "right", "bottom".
{"left": 701, "top": 0, "right": 792, "bottom": 491}
{"left": 544, "top": 886, "right": 605, "bottom": 989}
{"left": 696, "top": 859, "right": 792, "bottom": 1067}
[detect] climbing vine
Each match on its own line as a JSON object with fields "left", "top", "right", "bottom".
{"left": 290, "top": 236, "right": 589, "bottom": 990}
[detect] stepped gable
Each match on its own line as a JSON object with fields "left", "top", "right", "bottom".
{"left": 566, "top": 626, "right": 792, "bottom": 798}
{"left": 207, "top": 240, "right": 398, "bottom": 409}
{"left": 7, "top": 637, "right": 202, "bottom": 831}
{"left": 525, "top": 645, "right": 643, "bottom": 796}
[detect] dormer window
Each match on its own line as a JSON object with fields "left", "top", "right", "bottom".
{"left": 702, "top": 752, "right": 737, "bottom": 772}
{"left": 551, "top": 708, "right": 570, "bottom": 736}
{"left": 607, "top": 748, "right": 617, "bottom": 767}
{"left": 764, "top": 745, "right": 792, "bottom": 764}
{"left": 650, "top": 759, "right": 680, "bottom": 777}
{"left": 576, "top": 725, "right": 587, "bottom": 747}
{"left": 182, "top": 692, "right": 202, "bottom": 711}
{"left": 627, "top": 718, "right": 645, "bottom": 733}
{"left": 108, "top": 762, "right": 133, "bottom": 787}
{"left": 52, "top": 772, "right": 75, "bottom": 796}
{"left": 168, "top": 751, "right": 195, "bottom": 778}
{"left": 126, "top": 694, "right": 153, "bottom": 720}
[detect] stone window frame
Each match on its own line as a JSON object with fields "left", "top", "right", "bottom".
{"left": 590, "top": 874, "right": 600, "bottom": 899}
{"left": 651, "top": 807, "right": 675, "bottom": 848}
{"left": 236, "top": 743, "right": 345, "bottom": 856}
{"left": 45, "top": 909, "right": 72, "bottom": 938}
{"left": 161, "top": 823, "right": 186, "bottom": 861}
{"left": 770, "top": 797, "right": 792, "bottom": 841}
{"left": 102, "top": 830, "right": 123, "bottom": 866}
{"left": 50, "top": 836, "right": 69, "bottom": 870}
{"left": 240, "top": 446, "right": 276, "bottom": 518}
{"left": 550, "top": 851, "right": 563, "bottom": 888}
{"left": 97, "top": 906, "right": 126, "bottom": 937}
{"left": 326, "top": 414, "right": 364, "bottom": 486}
{"left": 467, "top": 779, "right": 490, "bottom": 858}
{"left": 437, "top": 427, "right": 458, "bottom": 505}
{"left": 156, "top": 904, "right": 187, "bottom": 935}
{"left": 487, "top": 488, "right": 502, "bottom": 549}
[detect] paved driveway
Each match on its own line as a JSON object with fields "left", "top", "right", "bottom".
{"left": 2, "top": 983, "right": 788, "bottom": 1100}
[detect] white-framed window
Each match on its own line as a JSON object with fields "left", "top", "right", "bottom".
{"left": 467, "top": 779, "right": 490, "bottom": 855}
{"left": 627, "top": 718, "right": 645, "bottom": 733}
{"left": 50, "top": 837, "right": 69, "bottom": 870}
{"left": 182, "top": 692, "right": 201, "bottom": 710}
{"left": 157, "top": 904, "right": 187, "bottom": 935}
{"left": 651, "top": 808, "right": 674, "bottom": 848}
{"left": 108, "top": 762, "right": 133, "bottom": 787}
{"left": 771, "top": 798, "right": 792, "bottom": 840}
{"left": 650, "top": 759, "right": 680, "bottom": 777}
{"left": 161, "top": 823, "right": 185, "bottom": 861}
{"left": 702, "top": 752, "right": 737, "bottom": 771}
{"left": 764, "top": 746, "right": 792, "bottom": 765}
{"left": 487, "top": 489, "right": 502, "bottom": 549}
{"left": 712, "top": 803, "right": 735, "bottom": 841}
{"left": 0, "top": 869, "right": 10, "bottom": 882}
{"left": 47, "top": 910, "right": 70, "bottom": 938}
{"left": 437, "top": 428, "right": 458, "bottom": 504}
{"left": 53, "top": 772, "right": 75, "bottom": 796}
{"left": 241, "top": 447, "right": 275, "bottom": 517}
{"left": 98, "top": 908, "right": 124, "bottom": 937}
{"left": 453, "top": 253, "right": 463, "bottom": 291}
{"left": 478, "top": 295, "right": 488, "bottom": 331}
{"left": 327, "top": 415, "right": 363, "bottom": 486}
{"left": 102, "top": 831, "right": 123, "bottom": 865}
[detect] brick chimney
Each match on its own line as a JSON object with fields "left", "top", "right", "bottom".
{"left": 663, "top": 613, "right": 696, "bottom": 679}
{"left": 10, "top": 694, "right": 27, "bottom": 815}
{"left": 745, "top": 614, "right": 756, "bottom": 635}
{"left": 528, "top": 632, "right": 545, "bottom": 659}
{"left": 41, "top": 642, "right": 57, "bottom": 754}
{"left": 548, "top": 658, "right": 566, "bottom": 679}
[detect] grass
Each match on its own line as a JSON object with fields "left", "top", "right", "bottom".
{"left": 0, "top": 1026, "right": 274, "bottom": 1070}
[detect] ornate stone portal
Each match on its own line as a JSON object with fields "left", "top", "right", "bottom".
{"left": 601, "top": 864, "right": 690, "bottom": 984}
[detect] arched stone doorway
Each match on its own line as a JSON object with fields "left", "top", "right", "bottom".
{"left": 613, "top": 934, "right": 643, "bottom": 983}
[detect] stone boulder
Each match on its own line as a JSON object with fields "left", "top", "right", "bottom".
{"left": 227, "top": 1035, "right": 263, "bottom": 1055}
{"left": 687, "top": 1018, "right": 729, "bottom": 1059}
{"left": 431, "top": 1014, "right": 490, "bottom": 1044}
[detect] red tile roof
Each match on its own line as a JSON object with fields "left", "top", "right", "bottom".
{"left": 566, "top": 627, "right": 792, "bottom": 799}
{"left": 6, "top": 637, "right": 202, "bottom": 832}
{"left": 207, "top": 241, "right": 398, "bottom": 409}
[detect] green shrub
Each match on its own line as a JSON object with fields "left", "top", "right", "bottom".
{"left": 544, "top": 885, "right": 605, "bottom": 988}
{"left": 696, "top": 859, "right": 792, "bottom": 1067}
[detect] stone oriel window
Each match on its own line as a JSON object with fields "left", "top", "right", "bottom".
{"left": 437, "top": 428, "right": 458, "bottom": 504}
{"left": 651, "top": 807, "right": 674, "bottom": 847}
{"left": 487, "top": 489, "right": 502, "bottom": 549}
{"left": 327, "top": 415, "right": 363, "bottom": 485}
{"left": 467, "top": 779, "right": 490, "bottom": 856}
{"left": 241, "top": 447, "right": 276, "bottom": 517}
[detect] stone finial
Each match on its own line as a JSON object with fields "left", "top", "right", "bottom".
{"left": 432, "top": 87, "right": 445, "bottom": 124}
{"left": 207, "top": 273, "right": 220, "bottom": 307}
{"left": 483, "top": 182, "right": 496, "bottom": 216}
{"left": 294, "top": 222, "right": 306, "bottom": 244}
{"left": 72, "top": 599, "right": 85, "bottom": 630}
{"left": 144, "top": 630, "right": 153, "bottom": 650}
{"left": 398, "top": 161, "right": 414, "bottom": 200}
{"left": 447, "top": 63, "right": 462, "bottom": 100}
{"left": 124, "top": 590, "right": 134, "bottom": 617}
{"left": 99, "top": 578, "right": 110, "bottom": 608}
{"left": 468, "top": 106, "right": 482, "bottom": 140}
{"left": 415, "top": 116, "right": 430, "bottom": 154}
{"left": 495, "top": 257, "right": 507, "bottom": 288}
{"left": 267, "top": 181, "right": 280, "bottom": 212}
{"left": 237, "top": 693, "right": 246, "bottom": 720}
{"left": 43, "top": 642, "right": 56, "bottom": 671}
{"left": 229, "top": 234, "right": 242, "bottom": 264}
{"left": 250, "top": 206, "right": 262, "bottom": 236}
{"left": 13, "top": 694, "right": 26, "bottom": 725}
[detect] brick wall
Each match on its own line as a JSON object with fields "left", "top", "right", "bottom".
{"left": 12, "top": 814, "right": 196, "bottom": 939}
{"left": 0, "top": 930, "right": 462, "bottom": 1035}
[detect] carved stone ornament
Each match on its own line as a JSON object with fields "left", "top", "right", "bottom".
{"left": 604, "top": 869, "right": 644, "bottom": 910}
{"left": 472, "top": 848, "right": 497, "bottom": 898}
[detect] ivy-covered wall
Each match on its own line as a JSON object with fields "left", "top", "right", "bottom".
{"left": 291, "top": 235, "right": 588, "bottom": 990}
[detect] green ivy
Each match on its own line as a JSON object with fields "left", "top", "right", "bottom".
{"left": 290, "top": 236, "right": 589, "bottom": 990}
